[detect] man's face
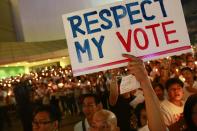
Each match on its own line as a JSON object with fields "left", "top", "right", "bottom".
{"left": 187, "top": 61, "right": 195, "bottom": 70}
{"left": 182, "top": 70, "right": 193, "bottom": 81}
{"left": 90, "top": 115, "right": 114, "bottom": 131}
{"left": 32, "top": 112, "right": 57, "bottom": 131}
{"left": 168, "top": 83, "right": 183, "bottom": 102}
{"left": 82, "top": 97, "right": 98, "bottom": 120}
{"left": 154, "top": 86, "right": 164, "bottom": 101}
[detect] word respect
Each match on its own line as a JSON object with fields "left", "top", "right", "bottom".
{"left": 67, "top": 0, "right": 167, "bottom": 38}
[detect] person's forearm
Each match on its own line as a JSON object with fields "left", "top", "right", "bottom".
{"left": 140, "top": 77, "right": 166, "bottom": 131}
{"left": 121, "top": 54, "right": 167, "bottom": 131}
{"left": 109, "top": 79, "right": 118, "bottom": 106}
{"left": 185, "top": 85, "right": 197, "bottom": 92}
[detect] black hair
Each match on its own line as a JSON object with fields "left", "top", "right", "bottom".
{"left": 184, "top": 94, "right": 197, "bottom": 130}
{"left": 185, "top": 53, "right": 193, "bottom": 61}
{"left": 81, "top": 93, "right": 101, "bottom": 105}
{"left": 33, "top": 105, "right": 60, "bottom": 122}
{"left": 181, "top": 67, "right": 193, "bottom": 73}
{"left": 152, "top": 82, "right": 164, "bottom": 91}
{"left": 13, "top": 79, "right": 33, "bottom": 106}
{"left": 165, "top": 78, "right": 184, "bottom": 90}
{"left": 181, "top": 67, "right": 196, "bottom": 81}
{"left": 135, "top": 102, "right": 146, "bottom": 127}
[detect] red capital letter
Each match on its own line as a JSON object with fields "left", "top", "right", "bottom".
{"left": 162, "top": 20, "right": 179, "bottom": 44}
{"left": 146, "top": 23, "right": 160, "bottom": 47}
{"left": 116, "top": 29, "right": 132, "bottom": 52}
{"left": 134, "top": 28, "right": 149, "bottom": 50}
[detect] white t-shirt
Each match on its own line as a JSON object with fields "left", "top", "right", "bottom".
{"left": 74, "top": 118, "right": 90, "bottom": 131}
{"left": 160, "top": 100, "right": 184, "bottom": 126}
{"left": 138, "top": 125, "right": 149, "bottom": 131}
{"left": 138, "top": 124, "right": 169, "bottom": 131}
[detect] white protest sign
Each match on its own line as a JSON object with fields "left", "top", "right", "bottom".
{"left": 119, "top": 75, "right": 140, "bottom": 94}
{"left": 129, "top": 90, "right": 145, "bottom": 108}
{"left": 62, "top": 0, "right": 192, "bottom": 76}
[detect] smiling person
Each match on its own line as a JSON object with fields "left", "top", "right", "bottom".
{"left": 74, "top": 94, "right": 102, "bottom": 131}
{"left": 32, "top": 105, "right": 59, "bottom": 131}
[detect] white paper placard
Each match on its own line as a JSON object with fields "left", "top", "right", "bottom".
{"left": 119, "top": 75, "right": 140, "bottom": 94}
{"left": 62, "top": 0, "right": 192, "bottom": 76}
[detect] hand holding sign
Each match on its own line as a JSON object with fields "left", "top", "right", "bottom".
{"left": 122, "top": 54, "right": 149, "bottom": 84}
{"left": 109, "top": 55, "right": 167, "bottom": 131}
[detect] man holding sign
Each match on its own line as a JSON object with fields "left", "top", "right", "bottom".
{"left": 109, "top": 54, "right": 166, "bottom": 131}
{"left": 62, "top": 0, "right": 191, "bottom": 130}
{"left": 109, "top": 72, "right": 138, "bottom": 131}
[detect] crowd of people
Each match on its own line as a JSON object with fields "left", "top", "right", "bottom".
{"left": 0, "top": 52, "right": 197, "bottom": 131}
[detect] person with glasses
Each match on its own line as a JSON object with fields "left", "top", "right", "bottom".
{"left": 32, "top": 105, "right": 59, "bottom": 131}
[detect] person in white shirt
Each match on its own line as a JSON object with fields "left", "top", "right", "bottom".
{"left": 181, "top": 67, "right": 197, "bottom": 100}
{"left": 160, "top": 78, "right": 185, "bottom": 126}
{"left": 74, "top": 94, "right": 102, "bottom": 131}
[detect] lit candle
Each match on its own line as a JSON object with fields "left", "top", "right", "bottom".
{"left": 87, "top": 81, "right": 91, "bottom": 85}
{"left": 155, "top": 68, "right": 158, "bottom": 72}
{"left": 8, "top": 91, "right": 12, "bottom": 96}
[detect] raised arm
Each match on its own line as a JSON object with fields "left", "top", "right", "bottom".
{"left": 122, "top": 54, "right": 166, "bottom": 131}
{"left": 109, "top": 70, "right": 119, "bottom": 106}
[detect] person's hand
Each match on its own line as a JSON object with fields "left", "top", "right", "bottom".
{"left": 122, "top": 54, "right": 148, "bottom": 84}
{"left": 108, "top": 69, "right": 119, "bottom": 89}
{"left": 108, "top": 69, "right": 119, "bottom": 106}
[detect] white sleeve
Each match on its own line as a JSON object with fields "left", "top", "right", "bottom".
{"left": 74, "top": 121, "right": 83, "bottom": 131}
